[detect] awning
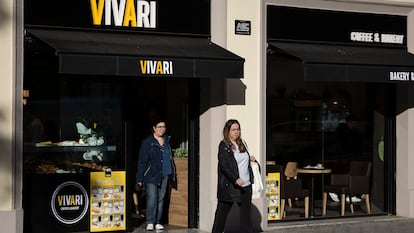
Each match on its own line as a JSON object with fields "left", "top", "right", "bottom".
{"left": 268, "top": 41, "right": 414, "bottom": 82}
{"left": 27, "top": 29, "right": 244, "bottom": 79}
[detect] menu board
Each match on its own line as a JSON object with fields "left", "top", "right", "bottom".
{"left": 266, "top": 172, "right": 281, "bottom": 220}
{"left": 90, "top": 171, "right": 126, "bottom": 232}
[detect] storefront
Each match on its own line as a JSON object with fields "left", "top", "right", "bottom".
{"left": 265, "top": 5, "right": 414, "bottom": 220}
{"left": 200, "top": 1, "right": 414, "bottom": 232}
{"left": 5, "top": 1, "right": 414, "bottom": 233}
{"left": 22, "top": 0, "right": 243, "bottom": 232}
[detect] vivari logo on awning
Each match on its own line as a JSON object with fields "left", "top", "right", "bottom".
{"left": 139, "top": 59, "right": 174, "bottom": 75}
{"left": 90, "top": 0, "right": 156, "bottom": 28}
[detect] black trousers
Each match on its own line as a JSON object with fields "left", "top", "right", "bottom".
{"left": 212, "top": 185, "right": 252, "bottom": 233}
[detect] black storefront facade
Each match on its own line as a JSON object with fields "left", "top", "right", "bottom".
{"left": 22, "top": 1, "right": 244, "bottom": 232}
{"left": 19, "top": 1, "right": 414, "bottom": 232}
{"left": 265, "top": 5, "right": 414, "bottom": 221}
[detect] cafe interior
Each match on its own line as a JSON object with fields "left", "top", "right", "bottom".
{"left": 265, "top": 48, "right": 392, "bottom": 220}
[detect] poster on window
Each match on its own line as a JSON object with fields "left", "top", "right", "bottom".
{"left": 90, "top": 171, "right": 126, "bottom": 232}
{"left": 266, "top": 172, "right": 281, "bottom": 220}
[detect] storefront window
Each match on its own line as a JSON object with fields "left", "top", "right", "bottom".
{"left": 266, "top": 52, "right": 389, "bottom": 220}
{"left": 23, "top": 68, "right": 192, "bottom": 231}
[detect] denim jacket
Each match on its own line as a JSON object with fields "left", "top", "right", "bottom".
{"left": 136, "top": 134, "right": 176, "bottom": 185}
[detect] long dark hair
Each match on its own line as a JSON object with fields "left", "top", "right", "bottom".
{"left": 222, "top": 119, "right": 246, "bottom": 153}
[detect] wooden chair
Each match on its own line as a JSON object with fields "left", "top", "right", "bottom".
{"left": 284, "top": 162, "right": 298, "bottom": 207}
{"left": 284, "top": 162, "right": 298, "bottom": 179}
{"left": 280, "top": 165, "right": 309, "bottom": 219}
{"left": 322, "top": 160, "right": 372, "bottom": 216}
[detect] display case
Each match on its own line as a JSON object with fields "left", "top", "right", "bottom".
{"left": 23, "top": 144, "right": 119, "bottom": 174}
{"left": 22, "top": 142, "right": 126, "bottom": 233}
{"left": 22, "top": 121, "right": 130, "bottom": 233}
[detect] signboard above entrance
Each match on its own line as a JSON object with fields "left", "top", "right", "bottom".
{"left": 267, "top": 5, "right": 407, "bottom": 47}
{"left": 24, "top": 0, "right": 210, "bottom": 36}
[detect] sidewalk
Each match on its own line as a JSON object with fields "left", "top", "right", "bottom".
{"left": 131, "top": 215, "right": 414, "bottom": 233}
{"left": 266, "top": 215, "right": 414, "bottom": 233}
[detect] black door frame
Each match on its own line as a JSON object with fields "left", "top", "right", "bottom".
{"left": 188, "top": 79, "right": 200, "bottom": 228}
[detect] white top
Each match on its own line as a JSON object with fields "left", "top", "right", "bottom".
{"left": 233, "top": 143, "right": 251, "bottom": 187}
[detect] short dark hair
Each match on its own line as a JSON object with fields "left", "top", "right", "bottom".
{"left": 151, "top": 117, "right": 166, "bottom": 127}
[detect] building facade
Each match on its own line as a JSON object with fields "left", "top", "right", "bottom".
{"left": 3, "top": 1, "right": 414, "bottom": 233}
{"left": 204, "top": 0, "right": 414, "bottom": 231}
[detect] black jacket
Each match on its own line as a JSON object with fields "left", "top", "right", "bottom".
{"left": 216, "top": 140, "right": 254, "bottom": 203}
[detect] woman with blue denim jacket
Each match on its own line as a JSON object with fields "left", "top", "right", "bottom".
{"left": 212, "top": 119, "right": 256, "bottom": 233}
{"left": 136, "top": 119, "right": 175, "bottom": 231}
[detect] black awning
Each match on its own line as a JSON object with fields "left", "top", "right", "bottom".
{"left": 268, "top": 41, "right": 414, "bottom": 82}
{"left": 27, "top": 29, "right": 244, "bottom": 79}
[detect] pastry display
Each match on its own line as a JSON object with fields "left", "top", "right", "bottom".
{"left": 35, "top": 163, "right": 59, "bottom": 174}
{"left": 90, "top": 185, "right": 125, "bottom": 228}
{"left": 72, "top": 162, "right": 104, "bottom": 171}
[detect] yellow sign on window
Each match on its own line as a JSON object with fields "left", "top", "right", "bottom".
{"left": 266, "top": 172, "right": 281, "bottom": 220}
{"left": 90, "top": 171, "right": 126, "bottom": 232}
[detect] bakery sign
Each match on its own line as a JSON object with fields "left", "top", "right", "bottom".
{"left": 389, "top": 71, "right": 414, "bottom": 81}
{"left": 51, "top": 181, "right": 89, "bottom": 225}
{"left": 350, "top": 31, "right": 404, "bottom": 44}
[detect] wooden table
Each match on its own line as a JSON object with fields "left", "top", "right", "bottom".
{"left": 296, "top": 168, "right": 332, "bottom": 217}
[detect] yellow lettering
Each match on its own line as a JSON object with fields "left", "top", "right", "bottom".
{"left": 156, "top": 61, "right": 163, "bottom": 74}
{"left": 57, "top": 195, "right": 63, "bottom": 206}
{"left": 90, "top": 0, "right": 105, "bottom": 25}
{"left": 70, "top": 195, "right": 76, "bottom": 205}
{"left": 123, "top": 0, "right": 137, "bottom": 27}
{"left": 140, "top": 60, "right": 147, "bottom": 74}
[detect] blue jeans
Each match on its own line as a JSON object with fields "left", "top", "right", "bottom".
{"left": 145, "top": 176, "right": 169, "bottom": 225}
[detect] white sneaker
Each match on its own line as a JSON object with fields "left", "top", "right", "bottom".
{"left": 146, "top": 224, "right": 154, "bottom": 231}
{"left": 346, "top": 196, "right": 362, "bottom": 203}
{"left": 329, "top": 192, "right": 340, "bottom": 202}
{"left": 155, "top": 224, "right": 164, "bottom": 230}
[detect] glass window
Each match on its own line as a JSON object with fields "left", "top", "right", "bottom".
{"left": 266, "top": 51, "right": 390, "bottom": 220}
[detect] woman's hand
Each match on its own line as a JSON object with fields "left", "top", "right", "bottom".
{"left": 236, "top": 178, "right": 245, "bottom": 186}
{"left": 250, "top": 155, "right": 256, "bottom": 162}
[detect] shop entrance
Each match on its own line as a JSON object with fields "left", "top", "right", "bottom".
{"left": 23, "top": 73, "right": 198, "bottom": 232}
{"left": 23, "top": 22, "right": 243, "bottom": 232}
{"left": 122, "top": 77, "right": 197, "bottom": 229}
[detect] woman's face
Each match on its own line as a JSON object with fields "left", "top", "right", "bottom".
{"left": 228, "top": 123, "right": 240, "bottom": 141}
{"left": 153, "top": 122, "right": 166, "bottom": 137}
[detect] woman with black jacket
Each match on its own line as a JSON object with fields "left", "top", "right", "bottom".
{"left": 212, "top": 119, "right": 256, "bottom": 233}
